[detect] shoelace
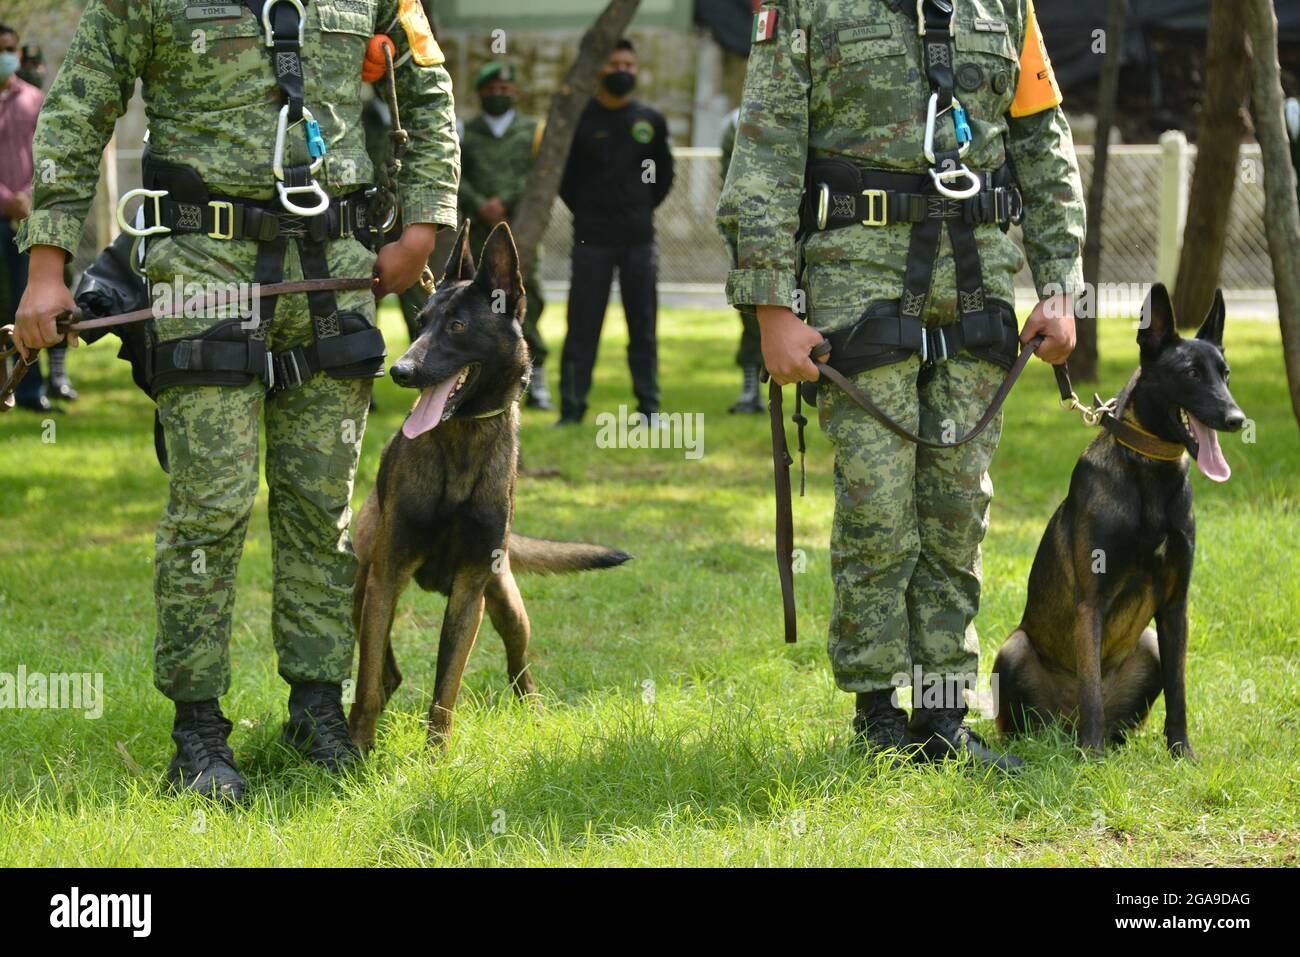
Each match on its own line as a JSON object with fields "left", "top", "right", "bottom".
{"left": 181, "top": 712, "right": 235, "bottom": 768}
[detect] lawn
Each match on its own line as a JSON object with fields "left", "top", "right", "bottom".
{"left": 0, "top": 301, "right": 1297, "bottom": 866}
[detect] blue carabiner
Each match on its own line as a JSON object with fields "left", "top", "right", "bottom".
{"left": 952, "top": 103, "right": 972, "bottom": 147}
{"left": 305, "top": 118, "right": 327, "bottom": 159}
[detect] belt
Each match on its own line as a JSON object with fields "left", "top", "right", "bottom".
{"left": 821, "top": 306, "right": 1020, "bottom": 376}
{"left": 802, "top": 162, "right": 1023, "bottom": 233}
{"left": 139, "top": 191, "right": 377, "bottom": 244}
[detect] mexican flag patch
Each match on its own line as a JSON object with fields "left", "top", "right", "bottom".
{"left": 752, "top": 8, "right": 778, "bottom": 43}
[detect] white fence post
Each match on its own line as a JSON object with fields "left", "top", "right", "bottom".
{"left": 1157, "top": 130, "right": 1190, "bottom": 290}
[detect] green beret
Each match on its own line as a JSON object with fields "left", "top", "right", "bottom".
{"left": 475, "top": 62, "right": 515, "bottom": 90}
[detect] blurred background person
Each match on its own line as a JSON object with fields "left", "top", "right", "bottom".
{"left": 0, "top": 24, "right": 74, "bottom": 412}
{"left": 556, "top": 38, "right": 673, "bottom": 425}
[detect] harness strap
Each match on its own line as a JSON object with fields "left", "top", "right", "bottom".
{"left": 141, "top": 193, "right": 375, "bottom": 245}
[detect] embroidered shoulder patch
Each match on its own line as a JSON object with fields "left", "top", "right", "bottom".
{"left": 400, "top": 0, "right": 444, "bottom": 67}
{"left": 752, "top": 8, "right": 778, "bottom": 43}
{"left": 1011, "top": 0, "right": 1063, "bottom": 117}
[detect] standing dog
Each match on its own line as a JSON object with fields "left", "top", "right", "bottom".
{"left": 992, "top": 285, "right": 1245, "bottom": 757}
{"left": 349, "top": 222, "right": 630, "bottom": 751}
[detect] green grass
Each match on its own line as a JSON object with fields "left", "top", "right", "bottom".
{"left": 1, "top": 302, "right": 1297, "bottom": 866}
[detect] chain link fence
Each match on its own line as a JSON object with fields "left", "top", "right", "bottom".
{"left": 538, "top": 142, "right": 1276, "bottom": 299}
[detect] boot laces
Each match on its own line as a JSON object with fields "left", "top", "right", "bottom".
{"left": 181, "top": 709, "right": 235, "bottom": 768}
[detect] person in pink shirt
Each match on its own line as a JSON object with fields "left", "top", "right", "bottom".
{"left": 1, "top": 23, "right": 76, "bottom": 411}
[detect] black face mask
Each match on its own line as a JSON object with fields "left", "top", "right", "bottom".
{"left": 481, "top": 94, "right": 514, "bottom": 117}
{"left": 602, "top": 70, "right": 636, "bottom": 97}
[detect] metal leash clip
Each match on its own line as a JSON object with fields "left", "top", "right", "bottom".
{"left": 1060, "top": 390, "right": 1116, "bottom": 428}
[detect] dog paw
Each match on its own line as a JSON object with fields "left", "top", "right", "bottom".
{"left": 1168, "top": 739, "right": 1198, "bottom": 761}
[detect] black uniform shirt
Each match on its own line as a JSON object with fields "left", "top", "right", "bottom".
{"left": 560, "top": 98, "right": 675, "bottom": 246}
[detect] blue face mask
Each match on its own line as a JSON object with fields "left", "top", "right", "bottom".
{"left": 0, "top": 53, "right": 19, "bottom": 81}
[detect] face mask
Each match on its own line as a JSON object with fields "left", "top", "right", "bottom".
{"left": 481, "top": 94, "right": 514, "bottom": 117}
{"left": 602, "top": 70, "right": 636, "bottom": 97}
{"left": 0, "top": 53, "right": 19, "bottom": 82}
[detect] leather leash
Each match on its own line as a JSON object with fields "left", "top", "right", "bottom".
{"left": 1, "top": 275, "right": 376, "bottom": 411}
{"left": 769, "top": 332, "right": 1067, "bottom": 644}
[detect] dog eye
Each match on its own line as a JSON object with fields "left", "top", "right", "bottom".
{"left": 1186, "top": 367, "right": 1200, "bottom": 379}
{"left": 449, "top": 320, "right": 466, "bottom": 333}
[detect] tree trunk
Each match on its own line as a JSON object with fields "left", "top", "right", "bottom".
{"left": 1078, "top": 0, "right": 1127, "bottom": 382}
{"left": 1173, "top": 0, "right": 1249, "bottom": 328}
{"left": 1245, "top": 0, "right": 1300, "bottom": 434}
{"left": 510, "top": 0, "right": 643, "bottom": 276}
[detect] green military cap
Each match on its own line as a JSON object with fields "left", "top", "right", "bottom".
{"left": 474, "top": 62, "right": 516, "bottom": 90}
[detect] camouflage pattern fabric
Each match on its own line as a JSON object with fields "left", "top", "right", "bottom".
{"left": 18, "top": 0, "right": 460, "bottom": 700}
{"left": 717, "top": 0, "right": 1085, "bottom": 691}
{"left": 149, "top": 236, "right": 375, "bottom": 699}
{"left": 18, "top": 0, "right": 460, "bottom": 256}
{"left": 718, "top": 108, "right": 761, "bottom": 369}
{"left": 458, "top": 113, "right": 548, "bottom": 365}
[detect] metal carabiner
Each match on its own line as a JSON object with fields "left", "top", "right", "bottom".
{"left": 261, "top": 0, "right": 306, "bottom": 47}
{"left": 923, "top": 92, "right": 972, "bottom": 165}
{"left": 929, "top": 165, "right": 982, "bottom": 200}
{"left": 273, "top": 103, "right": 330, "bottom": 216}
{"left": 115, "top": 188, "right": 171, "bottom": 238}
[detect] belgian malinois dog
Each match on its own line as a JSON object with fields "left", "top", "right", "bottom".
{"left": 992, "top": 284, "right": 1245, "bottom": 758}
{"left": 348, "top": 222, "right": 631, "bottom": 751}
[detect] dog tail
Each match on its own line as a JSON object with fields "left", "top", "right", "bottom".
{"left": 507, "top": 534, "right": 632, "bottom": 574}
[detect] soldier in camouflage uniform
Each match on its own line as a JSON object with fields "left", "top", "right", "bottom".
{"left": 718, "top": 106, "right": 765, "bottom": 414}
{"left": 14, "top": 0, "right": 459, "bottom": 800}
{"left": 458, "top": 61, "right": 552, "bottom": 409}
{"left": 718, "top": 0, "right": 1083, "bottom": 768}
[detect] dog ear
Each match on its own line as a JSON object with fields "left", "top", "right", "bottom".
{"left": 1137, "top": 282, "right": 1178, "bottom": 358}
{"left": 440, "top": 219, "right": 475, "bottom": 286}
{"left": 1195, "top": 288, "right": 1226, "bottom": 347}
{"left": 473, "top": 223, "right": 524, "bottom": 319}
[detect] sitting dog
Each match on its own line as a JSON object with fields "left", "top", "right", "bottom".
{"left": 992, "top": 284, "right": 1245, "bottom": 757}
{"left": 348, "top": 222, "right": 630, "bottom": 751}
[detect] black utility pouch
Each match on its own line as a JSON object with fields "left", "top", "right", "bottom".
{"left": 318, "top": 311, "right": 387, "bottom": 380}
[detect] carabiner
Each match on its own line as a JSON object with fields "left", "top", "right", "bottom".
{"left": 923, "top": 92, "right": 972, "bottom": 165}
{"left": 116, "top": 188, "right": 171, "bottom": 238}
{"left": 273, "top": 104, "right": 325, "bottom": 181}
{"left": 929, "top": 165, "right": 982, "bottom": 200}
{"left": 261, "top": 0, "right": 306, "bottom": 47}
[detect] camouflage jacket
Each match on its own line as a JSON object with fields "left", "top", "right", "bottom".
{"left": 717, "top": 0, "right": 1085, "bottom": 309}
{"left": 457, "top": 111, "right": 542, "bottom": 228}
{"left": 19, "top": 0, "right": 460, "bottom": 256}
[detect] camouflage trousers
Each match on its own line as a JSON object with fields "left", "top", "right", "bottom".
{"left": 145, "top": 233, "right": 375, "bottom": 701}
{"left": 808, "top": 228, "right": 1019, "bottom": 694}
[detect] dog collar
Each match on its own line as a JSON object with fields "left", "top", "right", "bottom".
{"left": 1103, "top": 407, "right": 1187, "bottom": 462}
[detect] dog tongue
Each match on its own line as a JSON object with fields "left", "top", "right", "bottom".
{"left": 401, "top": 374, "right": 459, "bottom": 440}
{"left": 1187, "top": 412, "right": 1231, "bottom": 482}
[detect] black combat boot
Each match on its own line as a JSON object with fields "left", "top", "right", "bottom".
{"left": 167, "top": 699, "right": 246, "bottom": 802}
{"left": 853, "top": 689, "right": 909, "bottom": 754}
{"left": 283, "top": 681, "right": 360, "bottom": 772}
{"left": 728, "top": 365, "right": 764, "bottom": 414}
{"left": 905, "top": 681, "right": 1023, "bottom": 772}
{"left": 525, "top": 363, "right": 554, "bottom": 410}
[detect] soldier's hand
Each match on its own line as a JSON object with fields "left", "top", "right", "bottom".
{"left": 1021, "top": 294, "right": 1076, "bottom": 365}
{"left": 14, "top": 248, "right": 77, "bottom": 358}
{"left": 374, "top": 223, "right": 439, "bottom": 298}
{"left": 757, "top": 305, "right": 824, "bottom": 385}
